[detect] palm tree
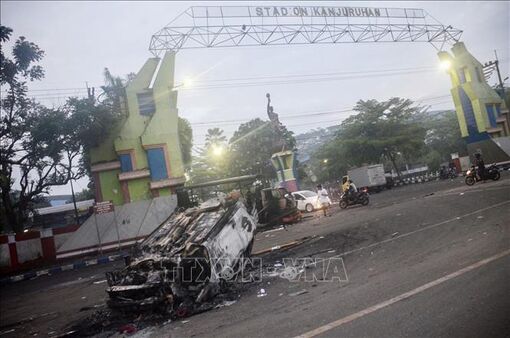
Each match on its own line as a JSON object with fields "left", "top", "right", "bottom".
{"left": 99, "top": 68, "right": 126, "bottom": 114}
{"left": 204, "top": 128, "right": 227, "bottom": 148}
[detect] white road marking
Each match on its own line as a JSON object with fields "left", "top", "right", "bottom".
{"left": 334, "top": 200, "right": 510, "bottom": 259}
{"left": 295, "top": 248, "right": 510, "bottom": 338}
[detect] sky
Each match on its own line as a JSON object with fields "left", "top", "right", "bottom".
{"left": 1, "top": 1, "right": 509, "bottom": 195}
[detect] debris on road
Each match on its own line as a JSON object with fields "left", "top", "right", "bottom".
{"left": 288, "top": 289, "right": 308, "bottom": 297}
{"left": 93, "top": 279, "right": 107, "bottom": 285}
{"left": 262, "top": 226, "right": 286, "bottom": 233}
{"left": 257, "top": 288, "right": 267, "bottom": 297}
{"left": 252, "top": 237, "right": 310, "bottom": 255}
{"left": 118, "top": 323, "right": 137, "bottom": 335}
{"left": 214, "top": 300, "right": 237, "bottom": 309}
{"left": 79, "top": 304, "right": 104, "bottom": 312}
{"left": 0, "top": 329, "right": 15, "bottom": 336}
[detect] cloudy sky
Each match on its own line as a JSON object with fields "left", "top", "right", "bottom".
{"left": 1, "top": 1, "right": 509, "bottom": 194}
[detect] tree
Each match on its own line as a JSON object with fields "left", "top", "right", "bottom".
{"left": 99, "top": 67, "right": 126, "bottom": 114}
{"left": 188, "top": 128, "right": 228, "bottom": 184}
{"left": 204, "top": 127, "right": 227, "bottom": 148}
{"left": 75, "top": 188, "right": 95, "bottom": 202}
{"left": 0, "top": 26, "right": 118, "bottom": 231}
{"left": 309, "top": 141, "right": 350, "bottom": 184}
{"left": 335, "top": 98, "right": 426, "bottom": 176}
{"left": 0, "top": 26, "right": 81, "bottom": 231}
{"left": 178, "top": 117, "right": 193, "bottom": 166}
{"left": 309, "top": 98, "right": 428, "bottom": 182}
{"left": 63, "top": 96, "right": 122, "bottom": 190}
{"left": 420, "top": 110, "right": 467, "bottom": 170}
{"left": 228, "top": 118, "right": 296, "bottom": 179}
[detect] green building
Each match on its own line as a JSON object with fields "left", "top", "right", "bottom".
{"left": 90, "top": 52, "right": 185, "bottom": 205}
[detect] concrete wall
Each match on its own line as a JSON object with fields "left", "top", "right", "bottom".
{"left": 0, "top": 244, "right": 10, "bottom": 267}
{"left": 0, "top": 225, "right": 80, "bottom": 274}
{"left": 56, "top": 194, "right": 177, "bottom": 259}
{"left": 16, "top": 239, "right": 42, "bottom": 264}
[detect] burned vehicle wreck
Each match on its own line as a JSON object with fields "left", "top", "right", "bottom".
{"left": 105, "top": 176, "right": 258, "bottom": 318}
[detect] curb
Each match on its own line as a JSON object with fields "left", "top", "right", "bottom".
{"left": 0, "top": 253, "right": 126, "bottom": 285}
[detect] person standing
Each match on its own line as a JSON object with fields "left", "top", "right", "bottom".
{"left": 474, "top": 153, "right": 485, "bottom": 181}
{"left": 317, "top": 184, "right": 330, "bottom": 216}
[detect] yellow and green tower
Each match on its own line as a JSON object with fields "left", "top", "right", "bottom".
{"left": 89, "top": 52, "right": 186, "bottom": 205}
{"left": 438, "top": 42, "right": 510, "bottom": 163}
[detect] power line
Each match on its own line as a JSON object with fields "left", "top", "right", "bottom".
{"left": 26, "top": 87, "right": 89, "bottom": 92}
{"left": 185, "top": 66, "right": 436, "bottom": 83}
{"left": 190, "top": 100, "right": 454, "bottom": 147}
{"left": 21, "top": 67, "right": 435, "bottom": 96}
{"left": 187, "top": 94, "right": 452, "bottom": 127}
{"left": 181, "top": 69, "right": 437, "bottom": 90}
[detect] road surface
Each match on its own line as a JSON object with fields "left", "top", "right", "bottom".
{"left": 1, "top": 175, "right": 509, "bottom": 337}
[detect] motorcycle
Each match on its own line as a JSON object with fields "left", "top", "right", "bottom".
{"left": 439, "top": 167, "right": 457, "bottom": 179}
{"left": 339, "top": 189, "right": 369, "bottom": 209}
{"left": 465, "top": 164, "right": 500, "bottom": 186}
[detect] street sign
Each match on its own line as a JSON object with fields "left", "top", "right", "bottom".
{"left": 94, "top": 201, "right": 114, "bottom": 214}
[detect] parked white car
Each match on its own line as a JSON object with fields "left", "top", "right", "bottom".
{"left": 292, "top": 190, "right": 331, "bottom": 212}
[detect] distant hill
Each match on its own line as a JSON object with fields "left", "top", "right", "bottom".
{"left": 295, "top": 125, "right": 340, "bottom": 163}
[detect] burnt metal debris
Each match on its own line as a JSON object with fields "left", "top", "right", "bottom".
{"left": 105, "top": 193, "right": 257, "bottom": 318}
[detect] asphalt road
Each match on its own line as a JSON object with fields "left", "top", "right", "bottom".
{"left": 1, "top": 175, "right": 509, "bottom": 337}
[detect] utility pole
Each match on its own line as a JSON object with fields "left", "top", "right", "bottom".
{"left": 385, "top": 148, "right": 402, "bottom": 180}
{"left": 494, "top": 50, "right": 504, "bottom": 93}
{"left": 70, "top": 179, "right": 80, "bottom": 225}
{"left": 86, "top": 81, "right": 95, "bottom": 101}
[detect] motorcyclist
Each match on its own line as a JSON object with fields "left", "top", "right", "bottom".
{"left": 341, "top": 176, "right": 350, "bottom": 194}
{"left": 474, "top": 153, "right": 485, "bottom": 181}
{"left": 348, "top": 180, "right": 358, "bottom": 201}
{"left": 341, "top": 176, "right": 358, "bottom": 202}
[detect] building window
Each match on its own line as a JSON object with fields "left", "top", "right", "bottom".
{"left": 147, "top": 148, "right": 168, "bottom": 181}
{"left": 457, "top": 68, "right": 466, "bottom": 84}
{"left": 485, "top": 104, "right": 497, "bottom": 128}
{"left": 475, "top": 67, "right": 482, "bottom": 82}
{"left": 119, "top": 153, "right": 133, "bottom": 172}
{"left": 137, "top": 92, "right": 156, "bottom": 116}
{"left": 463, "top": 67, "right": 471, "bottom": 82}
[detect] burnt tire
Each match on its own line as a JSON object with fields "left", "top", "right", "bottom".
{"left": 305, "top": 203, "right": 314, "bottom": 213}
{"left": 339, "top": 200, "right": 348, "bottom": 209}
{"left": 492, "top": 171, "right": 501, "bottom": 181}
{"left": 465, "top": 176, "right": 475, "bottom": 186}
{"left": 361, "top": 197, "right": 369, "bottom": 206}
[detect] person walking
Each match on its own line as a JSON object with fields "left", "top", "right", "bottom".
{"left": 317, "top": 184, "right": 330, "bottom": 217}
